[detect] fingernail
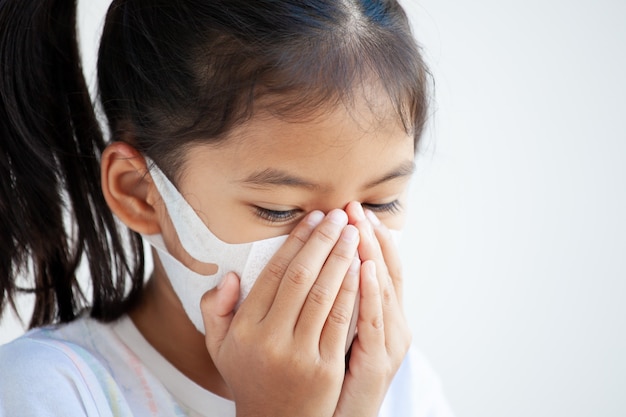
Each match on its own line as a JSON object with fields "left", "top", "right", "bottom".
{"left": 365, "top": 209, "right": 381, "bottom": 226}
{"left": 217, "top": 272, "right": 231, "bottom": 290}
{"left": 306, "top": 210, "right": 325, "bottom": 227}
{"left": 341, "top": 225, "right": 359, "bottom": 243}
{"left": 353, "top": 202, "right": 366, "bottom": 221}
{"left": 364, "top": 260, "right": 376, "bottom": 277}
{"left": 327, "top": 209, "right": 348, "bottom": 225}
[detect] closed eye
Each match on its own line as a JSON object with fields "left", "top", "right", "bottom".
{"left": 254, "top": 200, "right": 401, "bottom": 223}
{"left": 253, "top": 206, "right": 301, "bottom": 223}
{"left": 363, "top": 200, "right": 402, "bottom": 215}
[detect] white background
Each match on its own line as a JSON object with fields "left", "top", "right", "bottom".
{"left": 2, "top": 1, "right": 625, "bottom": 417}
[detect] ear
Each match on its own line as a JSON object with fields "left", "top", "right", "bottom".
{"left": 101, "top": 142, "right": 161, "bottom": 235}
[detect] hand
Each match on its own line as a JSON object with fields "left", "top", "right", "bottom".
{"left": 201, "top": 210, "right": 361, "bottom": 417}
{"left": 333, "top": 202, "right": 412, "bottom": 417}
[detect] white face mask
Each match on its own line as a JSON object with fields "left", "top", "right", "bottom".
{"left": 143, "top": 159, "right": 401, "bottom": 351}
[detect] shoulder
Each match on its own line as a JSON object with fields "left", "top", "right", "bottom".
{"left": 0, "top": 321, "right": 133, "bottom": 416}
{"left": 380, "top": 346, "right": 456, "bottom": 417}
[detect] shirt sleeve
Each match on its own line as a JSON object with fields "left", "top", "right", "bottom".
{"left": 0, "top": 336, "right": 132, "bottom": 417}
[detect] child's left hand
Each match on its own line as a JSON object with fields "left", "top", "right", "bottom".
{"left": 333, "top": 202, "right": 412, "bottom": 417}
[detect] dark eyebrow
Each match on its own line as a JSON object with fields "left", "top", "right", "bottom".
{"left": 239, "top": 160, "right": 415, "bottom": 190}
{"left": 364, "top": 160, "right": 416, "bottom": 188}
{"left": 239, "top": 169, "right": 318, "bottom": 189}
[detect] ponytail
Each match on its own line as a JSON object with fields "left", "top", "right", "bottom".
{"left": 0, "top": 0, "right": 144, "bottom": 327}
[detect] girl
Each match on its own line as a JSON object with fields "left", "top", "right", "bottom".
{"left": 0, "top": 0, "right": 453, "bottom": 416}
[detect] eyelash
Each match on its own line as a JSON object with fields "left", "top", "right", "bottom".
{"left": 363, "top": 200, "right": 402, "bottom": 215}
{"left": 254, "top": 200, "right": 402, "bottom": 223}
{"left": 254, "top": 207, "right": 301, "bottom": 223}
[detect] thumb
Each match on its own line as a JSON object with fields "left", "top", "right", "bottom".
{"left": 200, "top": 272, "right": 240, "bottom": 357}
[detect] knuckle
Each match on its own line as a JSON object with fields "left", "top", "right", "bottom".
{"left": 265, "top": 255, "right": 290, "bottom": 279}
{"left": 259, "top": 346, "right": 284, "bottom": 371}
{"left": 314, "top": 224, "right": 339, "bottom": 246}
{"left": 260, "top": 335, "right": 282, "bottom": 358}
{"left": 316, "top": 362, "right": 338, "bottom": 382}
{"left": 308, "top": 282, "right": 332, "bottom": 307}
{"left": 327, "top": 246, "right": 354, "bottom": 265}
{"left": 229, "top": 321, "right": 252, "bottom": 345}
{"left": 328, "top": 305, "right": 352, "bottom": 326}
{"left": 370, "top": 313, "right": 385, "bottom": 330}
{"left": 381, "top": 280, "right": 395, "bottom": 307}
{"left": 256, "top": 330, "right": 287, "bottom": 360}
{"left": 290, "top": 226, "right": 310, "bottom": 246}
{"left": 288, "top": 352, "right": 309, "bottom": 374}
{"left": 285, "top": 261, "right": 314, "bottom": 286}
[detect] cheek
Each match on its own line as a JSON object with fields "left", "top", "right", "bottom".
{"left": 199, "top": 205, "right": 286, "bottom": 243}
{"left": 380, "top": 211, "right": 407, "bottom": 231}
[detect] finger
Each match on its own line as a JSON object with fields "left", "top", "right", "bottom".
{"left": 345, "top": 202, "right": 383, "bottom": 263}
{"left": 345, "top": 203, "right": 392, "bottom": 301}
{"left": 266, "top": 209, "right": 348, "bottom": 328}
{"left": 347, "top": 203, "right": 406, "bottom": 354}
{"left": 241, "top": 210, "right": 325, "bottom": 321}
{"left": 201, "top": 272, "right": 240, "bottom": 358}
{"left": 296, "top": 224, "right": 359, "bottom": 347}
{"left": 364, "top": 210, "right": 412, "bottom": 358}
{"left": 352, "top": 261, "right": 385, "bottom": 356}
{"left": 319, "top": 257, "right": 361, "bottom": 361}
{"left": 319, "top": 256, "right": 360, "bottom": 361}
{"left": 365, "top": 209, "right": 404, "bottom": 305}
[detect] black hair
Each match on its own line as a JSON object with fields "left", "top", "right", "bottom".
{"left": 0, "top": 0, "right": 430, "bottom": 327}
{"left": 0, "top": 0, "right": 143, "bottom": 327}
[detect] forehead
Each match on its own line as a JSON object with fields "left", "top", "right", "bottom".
{"left": 180, "top": 94, "right": 414, "bottom": 191}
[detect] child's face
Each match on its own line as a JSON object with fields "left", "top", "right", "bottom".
{"left": 155, "top": 96, "right": 415, "bottom": 260}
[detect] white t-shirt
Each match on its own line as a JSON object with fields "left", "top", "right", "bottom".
{"left": 0, "top": 315, "right": 454, "bottom": 416}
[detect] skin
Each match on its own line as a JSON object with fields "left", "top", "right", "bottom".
{"left": 101, "top": 89, "right": 414, "bottom": 417}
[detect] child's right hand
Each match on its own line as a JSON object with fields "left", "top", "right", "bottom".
{"left": 201, "top": 209, "right": 361, "bottom": 417}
